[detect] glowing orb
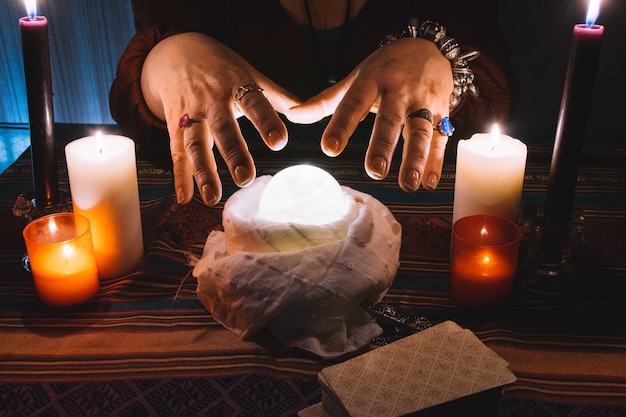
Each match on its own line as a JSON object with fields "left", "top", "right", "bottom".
{"left": 258, "top": 165, "right": 349, "bottom": 225}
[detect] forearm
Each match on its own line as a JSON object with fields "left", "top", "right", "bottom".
{"left": 109, "top": 25, "right": 179, "bottom": 142}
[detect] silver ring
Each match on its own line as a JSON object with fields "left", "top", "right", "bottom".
{"left": 406, "top": 108, "right": 433, "bottom": 124}
{"left": 234, "top": 82, "right": 266, "bottom": 110}
{"left": 434, "top": 117, "right": 455, "bottom": 136}
{"left": 178, "top": 113, "right": 208, "bottom": 129}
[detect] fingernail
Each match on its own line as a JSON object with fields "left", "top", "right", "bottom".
{"left": 201, "top": 184, "right": 218, "bottom": 205}
{"left": 268, "top": 130, "right": 287, "bottom": 150}
{"left": 322, "top": 137, "right": 341, "bottom": 156}
{"left": 427, "top": 172, "right": 439, "bottom": 189}
{"left": 367, "top": 157, "right": 388, "bottom": 179}
{"left": 234, "top": 165, "right": 253, "bottom": 187}
{"left": 176, "top": 188, "right": 185, "bottom": 204}
{"left": 403, "top": 170, "right": 420, "bottom": 192}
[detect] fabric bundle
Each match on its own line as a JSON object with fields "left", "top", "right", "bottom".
{"left": 193, "top": 175, "right": 402, "bottom": 358}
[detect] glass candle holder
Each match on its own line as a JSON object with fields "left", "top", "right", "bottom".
{"left": 451, "top": 215, "right": 522, "bottom": 310}
{"left": 23, "top": 213, "right": 99, "bottom": 307}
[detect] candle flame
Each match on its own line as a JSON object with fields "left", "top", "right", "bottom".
{"left": 62, "top": 244, "right": 73, "bottom": 264}
{"left": 24, "top": 0, "right": 37, "bottom": 19}
{"left": 480, "top": 227, "right": 488, "bottom": 238}
{"left": 490, "top": 124, "right": 500, "bottom": 151}
{"left": 48, "top": 217, "right": 59, "bottom": 234}
{"left": 96, "top": 131, "right": 104, "bottom": 154}
{"left": 481, "top": 255, "right": 490, "bottom": 265}
{"left": 586, "top": 0, "right": 600, "bottom": 27}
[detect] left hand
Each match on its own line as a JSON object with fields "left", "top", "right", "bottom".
{"left": 285, "top": 37, "right": 453, "bottom": 192}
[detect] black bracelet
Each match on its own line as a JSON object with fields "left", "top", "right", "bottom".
{"left": 380, "top": 18, "right": 479, "bottom": 110}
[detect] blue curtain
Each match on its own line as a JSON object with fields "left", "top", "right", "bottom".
{"left": 1, "top": 0, "right": 135, "bottom": 125}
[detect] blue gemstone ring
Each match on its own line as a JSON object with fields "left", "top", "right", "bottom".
{"left": 434, "top": 117, "right": 455, "bottom": 136}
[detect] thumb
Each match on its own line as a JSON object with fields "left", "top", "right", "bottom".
{"left": 285, "top": 79, "right": 350, "bottom": 124}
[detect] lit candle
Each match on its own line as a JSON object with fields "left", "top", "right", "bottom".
{"left": 544, "top": 0, "right": 604, "bottom": 226}
{"left": 452, "top": 125, "right": 527, "bottom": 224}
{"left": 450, "top": 215, "right": 521, "bottom": 310}
{"left": 65, "top": 133, "right": 143, "bottom": 279}
{"left": 23, "top": 213, "right": 99, "bottom": 307}
{"left": 19, "top": 0, "right": 59, "bottom": 208}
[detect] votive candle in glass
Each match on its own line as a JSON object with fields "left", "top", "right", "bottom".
{"left": 23, "top": 213, "right": 99, "bottom": 307}
{"left": 450, "top": 215, "right": 522, "bottom": 310}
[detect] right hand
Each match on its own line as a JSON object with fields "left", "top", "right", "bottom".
{"left": 141, "top": 32, "right": 301, "bottom": 205}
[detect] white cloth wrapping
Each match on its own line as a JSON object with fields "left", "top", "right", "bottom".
{"left": 193, "top": 175, "right": 402, "bottom": 359}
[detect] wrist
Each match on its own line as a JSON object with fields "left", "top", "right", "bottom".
{"left": 380, "top": 18, "right": 479, "bottom": 110}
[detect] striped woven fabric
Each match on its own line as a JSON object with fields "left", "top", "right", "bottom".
{"left": 1, "top": 123, "right": 625, "bottom": 416}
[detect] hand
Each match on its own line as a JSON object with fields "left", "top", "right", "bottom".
{"left": 286, "top": 38, "right": 453, "bottom": 192}
{"left": 141, "top": 32, "right": 301, "bottom": 205}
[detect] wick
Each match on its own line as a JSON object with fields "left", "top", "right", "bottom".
{"left": 491, "top": 144, "right": 499, "bottom": 152}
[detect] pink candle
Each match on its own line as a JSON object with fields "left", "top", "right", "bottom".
{"left": 19, "top": 0, "right": 58, "bottom": 208}
{"left": 544, "top": 0, "right": 603, "bottom": 226}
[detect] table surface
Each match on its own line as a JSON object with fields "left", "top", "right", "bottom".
{"left": 1, "top": 122, "right": 625, "bottom": 417}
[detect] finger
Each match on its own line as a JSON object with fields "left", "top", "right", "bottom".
{"left": 182, "top": 120, "right": 222, "bottom": 205}
{"left": 234, "top": 83, "right": 288, "bottom": 151}
{"left": 322, "top": 77, "right": 377, "bottom": 157}
{"left": 208, "top": 111, "right": 257, "bottom": 188}
{"left": 284, "top": 80, "right": 349, "bottom": 124}
{"left": 363, "top": 94, "right": 405, "bottom": 180}
{"left": 422, "top": 131, "right": 448, "bottom": 190}
{"left": 169, "top": 125, "right": 195, "bottom": 204}
{"left": 399, "top": 115, "right": 434, "bottom": 192}
{"left": 259, "top": 78, "right": 303, "bottom": 115}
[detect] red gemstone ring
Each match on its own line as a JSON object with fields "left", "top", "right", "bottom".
{"left": 178, "top": 113, "right": 209, "bottom": 129}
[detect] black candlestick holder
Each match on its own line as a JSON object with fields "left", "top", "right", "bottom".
{"left": 518, "top": 204, "right": 584, "bottom": 294}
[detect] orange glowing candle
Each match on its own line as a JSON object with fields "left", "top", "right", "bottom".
{"left": 65, "top": 133, "right": 143, "bottom": 279}
{"left": 451, "top": 248, "right": 515, "bottom": 310}
{"left": 23, "top": 213, "right": 99, "bottom": 307}
{"left": 450, "top": 215, "right": 521, "bottom": 310}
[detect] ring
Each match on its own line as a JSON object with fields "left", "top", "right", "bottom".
{"left": 434, "top": 117, "right": 455, "bottom": 136}
{"left": 406, "top": 108, "right": 433, "bottom": 124}
{"left": 178, "top": 113, "right": 209, "bottom": 129}
{"left": 234, "top": 82, "right": 266, "bottom": 110}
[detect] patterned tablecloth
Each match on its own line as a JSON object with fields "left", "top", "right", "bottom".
{"left": 0, "top": 123, "right": 625, "bottom": 416}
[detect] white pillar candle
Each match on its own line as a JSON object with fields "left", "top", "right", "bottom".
{"left": 65, "top": 133, "right": 143, "bottom": 278}
{"left": 452, "top": 127, "right": 527, "bottom": 224}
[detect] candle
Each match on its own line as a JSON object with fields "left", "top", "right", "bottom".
{"left": 22, "top": 213, "right": 99, "bottom": 307}
{"left": 452, "top": 125, "right": 527, "bottom": 224}
{"left": 544, "top": 0, "right": 604, "bottom": 226}
{"left": 450, "top": 215, "right": 521, "bottom": 310}
{"left": 65, "top": 134, "right": 144, "bottom": 279}
{"left": 19, "top": 0, "right": 59, "bottom": 208}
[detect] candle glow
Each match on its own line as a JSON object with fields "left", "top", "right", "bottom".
{"left": 48, "top": 216, "right": 58, "bottom": 234}
{"left": 22, "top": 213, "right": 99, "bottom": 307}
{"left": 65, "top": 135, "right": 144, "bottom": 279}
{"left": 490, "top": 124, "right": 501, "bottom": 151}
{"left": 450, "top": 215, "right": 521, "bottom": 310}
{"left": 25, "top": 0, "right": 37, "bottom": 19}
{"left": 452, "top": 130, "right": 527, "bottom": 224}
{"left": 586, "top": 0, "right": 600, "bottom": 27}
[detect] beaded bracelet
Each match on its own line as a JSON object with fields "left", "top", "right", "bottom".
{"left": 380, "top": 18, "right": 480, "bottom": 110}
